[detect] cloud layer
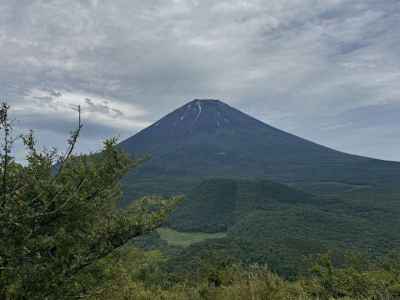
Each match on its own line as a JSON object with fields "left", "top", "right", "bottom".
{"left": 1, "top": 0, "right": 400, "bottom": 161}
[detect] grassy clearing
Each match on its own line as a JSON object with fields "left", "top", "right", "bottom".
{"left": 157, "top": 228, "right": 227, "bottom": 247}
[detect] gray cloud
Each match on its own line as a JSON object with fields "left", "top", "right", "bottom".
{"left": 1, "top": 0, "right": 400, "bottom": 161}
{"left": 85, "top": 98, "right": 124, "bottom": 118}
{"left": 49, "top": 89, "right": 62, "bottom": 97}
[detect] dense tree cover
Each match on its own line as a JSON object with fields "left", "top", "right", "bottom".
{"left": 124, "top": 176, "right": 400, "bottom": 280}
{"left": 80, "top": 247, "right": 400, "bottom": 300}
{"left": 141, "top": 178, "right": 396, "bottom": 279}
{"left": 0, "top": 103, "right": 179, "bottom": 299}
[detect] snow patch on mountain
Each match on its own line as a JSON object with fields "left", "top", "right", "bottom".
{"left": 194, "top": 101, "right": 202, "bottom": 122}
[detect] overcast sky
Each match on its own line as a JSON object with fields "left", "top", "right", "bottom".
{"left": 1, "top": 0, "right": 400, "bottom": 161}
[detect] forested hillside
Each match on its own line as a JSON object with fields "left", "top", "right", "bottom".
{"left": 131, "top": 178, "right": 400, "bottom": 278}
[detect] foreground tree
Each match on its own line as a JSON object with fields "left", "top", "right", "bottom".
{"left": 0, "top": 103, "right": 178, "bottom": 299}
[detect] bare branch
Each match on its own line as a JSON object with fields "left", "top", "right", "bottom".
{"left": 56, "top": 105, "right": 83, "bottom": 177}
{"left": 0, "top": 102, "right": 12, "bottom": 207}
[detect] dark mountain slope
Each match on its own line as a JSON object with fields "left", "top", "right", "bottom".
{"left": 120, "top": 99, "right": 400, "bottom": 203}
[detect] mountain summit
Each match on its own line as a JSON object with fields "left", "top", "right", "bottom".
{"left": 120, "top": 99, "right": 400, "bottom": 200}
{"left": 123, "top": 99, "right": 271, "bottom": 141}
{"left": 155, "top": 98, "right": 270, "bottom": 134}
